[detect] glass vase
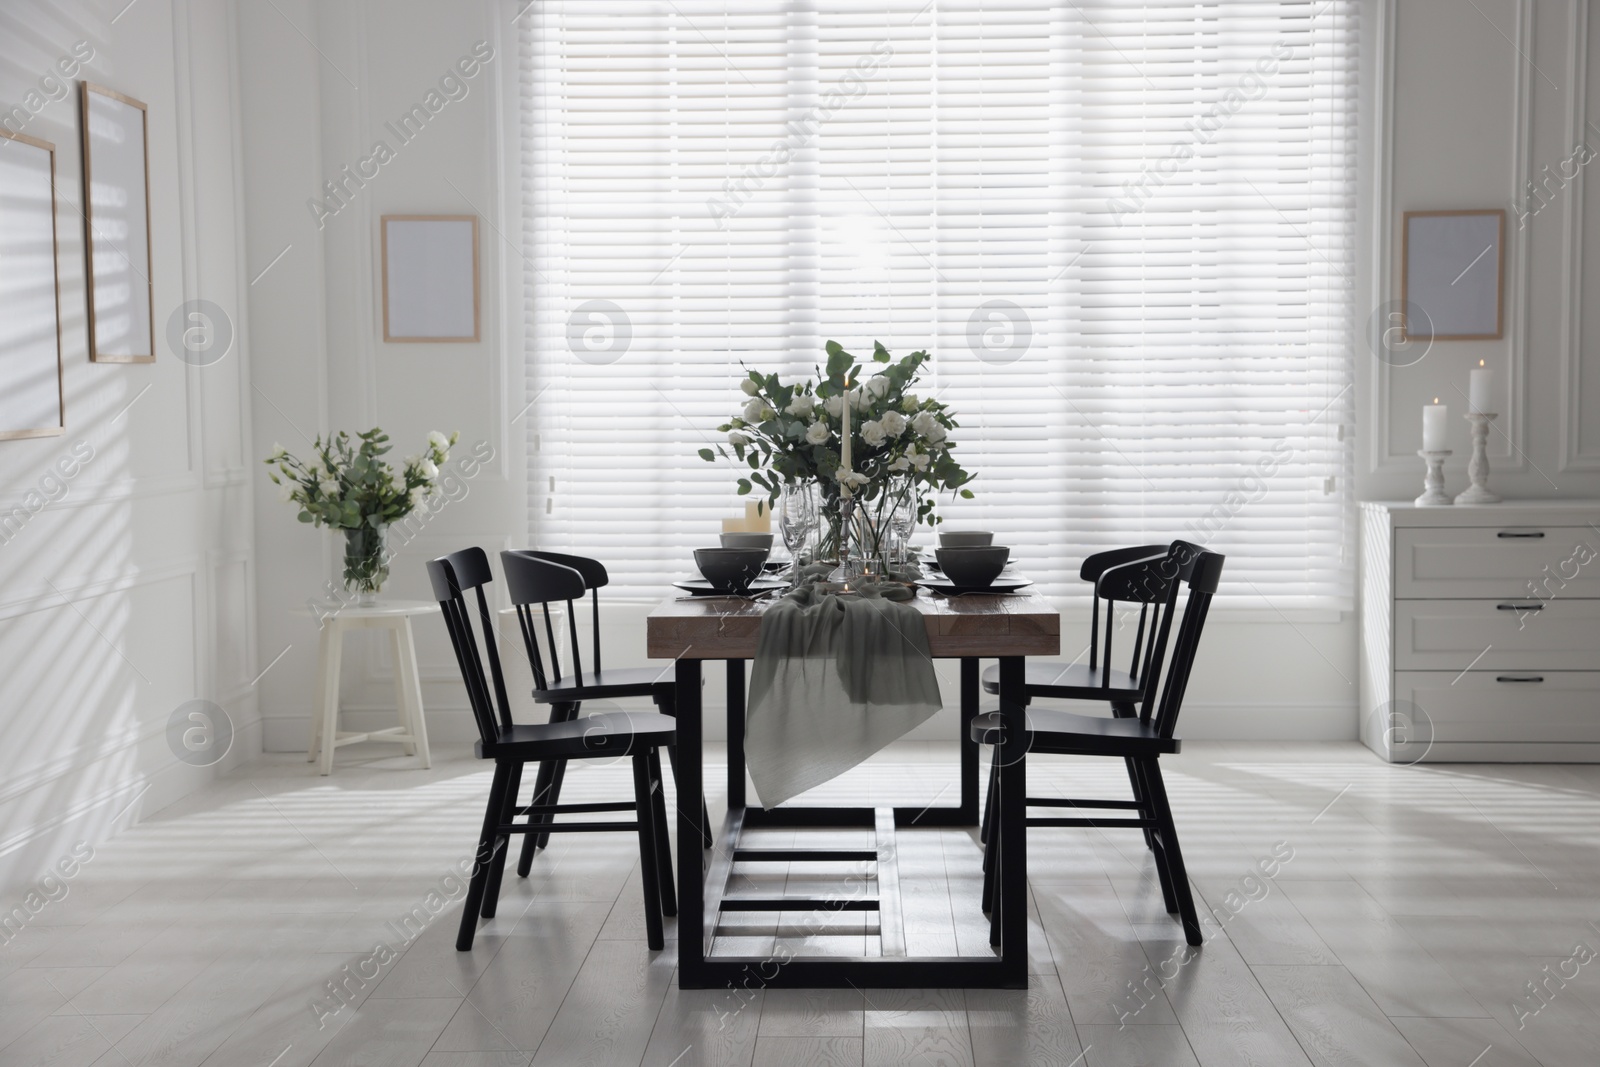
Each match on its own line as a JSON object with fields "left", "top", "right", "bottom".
{"left": 343, "top": 524, "right": 388, "bottom": 606}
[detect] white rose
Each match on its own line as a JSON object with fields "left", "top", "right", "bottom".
{"left": 740, "top": 379, "right": 760, "bottom": 396}
{"left": 889, "top": 455, "right": 910, "bottom": 472}
{"left": 742, "top": 398, "right": 774, "bottom": 423}
{"left": 860, "top": 420, "right": 886, "bottom": 447}
{"left": 804, "top": 421, "right": 830, "bottom": 445}
{"left": 910, "top": 410, "right": 939, "bottom": 438}
{"left": 924, "top": 422, "right": 948, "bottom": 444}
{"left": 786, "top": 394, "right": 815, "bottom": 418}
{"left": 880, "top": 410, "right": 908, "bottom": 437}
{"left": 865, "top": 375, "right": 891, "bottom": 399}
{"left": 409, "top": 486, "right": 427, "bottom": 508}
{"left": 823, "top": 394, "right": 845, "bottom": 419}
{"left": 427, "top": 430, "right": 450, "bottom": 451}
{"left": 835, "top": 470, "right": 869, "bottom": 489}
{"left": 418, "top": 458, "right": 439, "bottom": 480}
{"left": 853, "top": 389, "right": 872, "bottom": 411}
{"left": 269, "top": 442, "right": 287, "bottom": 460}
{"left": 729, "top": 430, "right": 750, "bottom": 447}
{"left": 901, "top": 394, "right": 921, "bottom": 413}
{"left": 903, "top": 445, "right": 930, "bottom": 472}
{"left": 318, "top": 478, "right": 339, "bottom": 497}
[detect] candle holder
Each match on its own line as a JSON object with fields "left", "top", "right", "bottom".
{"left": 1454, "top": 412, "right": 1501, "bottom": 505}
{"left": 827, "top": 492, "right": 867, "bottom": 584}
{"left": 1415, "top": 449, "right": 1453, "bottom": 507}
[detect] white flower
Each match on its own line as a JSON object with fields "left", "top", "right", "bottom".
{"left": 902, "top": 445, "right": 931, "bottom": 472}
{"left": 408, "top": 486, "right": 427, "bottom": 508}
{"left": 269, "top": 442, "right": 287, "bottom": 460}
{"left": 835, "top": 470, "right": 869, "bottom": 489}
{"left": 786, "top": 393, "right": 815, "bottom": 418}
{"left": 278, "top": 482, "right": 296, "bottom": 502}
{"left": 864, "top": 375, "right": 891, "bottom": 400}
{"left": 427, "top": 430, "right": 450, "bottom": 452}
{"left": 852, "top": 389, "right": 872, "bottom": 411}
{"left": 924, "top": 421, "right": 948, "bottom": 444}
{"left": 889, "top": 455, "right": 910, "bottom": 472}
{"left": 729, "top": 430, "right": 750, "bottom": 447}
{"left": 742, "top": 398, "right": 774, "bottom": 423}
{"left": 389, "top": 472, "right": 405, "bottom": 494}
{"left": 910, "top": 410, "right": 940, "bottom": 438}
{"left": 901, "top": 394, "right": 921, "bottom": 413}
{"left": 860, "top": 419, "right": 886, "bottom": 447}
{"left": 880, "top": 410, "right": 908, "bottom": 437}
{"left": 823, "top": 395, "right": 845, "bottom": 419}
{"left": 740, "top": 379, "right": 760, "bottom": 396}
{"left": 418, "top": 458, "right": 439, "bottom": 480}
{"left": 318, "top": 478, "right": 340, "bottom": 497}
{"left": 804, "top": 421, "right": 831, "bottom": 445}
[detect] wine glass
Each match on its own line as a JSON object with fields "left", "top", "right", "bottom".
{"left": 779, "top": 483, "right": 816, "bottom": 581}
{"left": 889, "top": 489, "right": 916, "bottom": 574}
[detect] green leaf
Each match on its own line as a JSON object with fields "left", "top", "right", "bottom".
{"left": 959, "top": 488, "right": 974, "bottom": 499}
{"left": 698, "top": 448, "right": 715, "bottom": 462}
{"left": 736, "top": 479, "right": 752, "bottom": 495}
{"left": 873, "top": 340, "right": 891, "bottom": 363}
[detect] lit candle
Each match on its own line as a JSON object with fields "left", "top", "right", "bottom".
{"left": 1423, "top": 398, "right": 1448, "bottom": 451}
{"left": 1469, "top": 360, "right": 1493, "bottom": 414}
{"left": 839, "top": 376, "right": 853, "bottom": 489}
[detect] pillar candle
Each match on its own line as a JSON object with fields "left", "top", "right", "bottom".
{"left": 1423, "top": 399, "right": 1448, "bottom": 451}
{"left": 840, "top": 379, "right": 853, "bottom": 483}
{"left": 744, "top": 500, "right": 771, "bottom": 532}
{"left": 1469, "top": 360, "right": 1493, "bottom": 414}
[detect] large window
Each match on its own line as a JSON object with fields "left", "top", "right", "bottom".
{"left": 519, "top": 1, "right": 1357, "bottom": 607}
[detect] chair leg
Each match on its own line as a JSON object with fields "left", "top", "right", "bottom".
{"left": 1111, "top": 701, "right": 1155, "bottom": 851}
{"left": 979, "top": 749, "right": 999, "bottom": 846}
{"left": 631, "top": 752, "right": 666, "bottom": 951}
{"left": 1141, "top": 758, "right": 1202, "bottom": 947}
{"left": 663, "top": 742, "right": 713, "bottom": 850}
{"left": 1134, "top": 758, "right": 1178, "bottom": 915}
{"left": 481, "top": 762, "right": 523, "bottom": 918}
{"left": 980, "top": 746, "right": 1001, "bottom": 914}
{"left": 521, "top": 702, "right": 578, "bottom": 869}
{"left": 648, "top": 746, "right": 677, "bottom": 918}
{"left": 532, "top": 703, "right": 580, "bottom": 852}
{"left": 457, "top": 760, "right": 511, "bottom": 951}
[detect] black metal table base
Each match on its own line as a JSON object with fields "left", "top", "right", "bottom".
{"left": 674, "top": 656, "right": 1030, "bottom": 990}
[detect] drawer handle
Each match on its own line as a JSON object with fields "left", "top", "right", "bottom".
{"left": 1497, "top": 531, "right": 1546, "bottom": 538}
{"left": 1497, "top": 603, "right": 1543, "bottom": 611}
{"left": 1496, "top": 675, "right": 1545, "bottom": 683}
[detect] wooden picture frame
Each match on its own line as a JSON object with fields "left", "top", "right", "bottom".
{"left": 80, "top": 80, "right": 154, "bottom": 363}
{"left": 1400, "top": 209, "right": 1505, "bottom": 341}
{"left": 0, "top": 129, "right": 66, "bottom": 440}
{"left": 380, "top": 214, "right": 481, "bottom": 343}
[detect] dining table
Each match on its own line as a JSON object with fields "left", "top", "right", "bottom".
{"left": 646, "top": 583, "right": 1060, "bottom": 989}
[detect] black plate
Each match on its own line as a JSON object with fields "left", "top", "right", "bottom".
{"left": 918, "top": 575, "right": 1034, "bottom": 595}
{"left": 673, "top": 576, "right": 789, "bottom": 597}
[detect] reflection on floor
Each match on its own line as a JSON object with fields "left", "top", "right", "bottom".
{"left": 2, "top": 741, "right": 1598, "bottom": 1066}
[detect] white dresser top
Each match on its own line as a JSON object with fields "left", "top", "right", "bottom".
{"left": 1362, "top": 499, "right": 1600, "bottom": 526}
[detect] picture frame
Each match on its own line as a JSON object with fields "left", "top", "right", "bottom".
{"left": 1400, "top": 209, "right": 1505, "bottom": 341}
{"left": 0, "top": 129, "right": 66, "bottom": 440}
{"left": 80, "top": 81, "right": 155, "bottom": 363}
{"left": 380, "top": 214, "right": 481, "bottom": 343}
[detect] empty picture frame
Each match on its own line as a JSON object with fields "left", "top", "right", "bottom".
{"left": 381, "top": 214, "right": 480, "bottom": 342}
{"left": 1401, "top": 209, "right": 1505, "bottom": 341}
{"left": 0, "top": 129, "right": 66, "bottom": 439}
{"left": 80, "top": 81, "right": 154, "bottom": 362}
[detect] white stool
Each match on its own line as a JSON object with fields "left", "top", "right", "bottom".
{"left": 305, "top": 600, "right": 434, "bottom": 775}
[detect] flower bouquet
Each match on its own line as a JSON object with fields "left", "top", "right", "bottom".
{"left": 265, "top": 428, "right": 458, "bottom": 602}
{"left": 700, "top": 341, "right": 973, "bottom": 570}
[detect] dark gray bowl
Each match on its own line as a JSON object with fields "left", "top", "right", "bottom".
{"left": 939, "top": 530, "right": 994, "bottom": 548}
{"left": 694, "top": 548, "right": 770, "bottom": 593}
{"left": 719, "top": 532, "right": 774, "bottom": 552}
{"left": 935, "top": 546, "right": 1010, "bottom": 587}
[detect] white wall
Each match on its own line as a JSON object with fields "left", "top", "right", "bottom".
{"left": 0, "top": 0, "right": 257, "bottom": 897}
{"left": 237, "top": 0, "right": 1600, "bottom": 754}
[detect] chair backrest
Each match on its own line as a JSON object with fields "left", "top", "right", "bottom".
{"left": 1081, "top": 544, "right": 1171, "bottom": 686}
{"left": 1141, "top": 541, "right": 1225, "bottom": 738}
{"left": 500, "top": 550, "right": 609, "bottom": 691}
{"left": 426, "top": 547, "right": 513, "bottom": 747}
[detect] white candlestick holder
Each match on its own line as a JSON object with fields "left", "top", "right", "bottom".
{"left": 1415, "top": 449, "right": 1453, "bottom": 507}
{"left": 1454, "top": 412, "right": 1501, "bottom": 504}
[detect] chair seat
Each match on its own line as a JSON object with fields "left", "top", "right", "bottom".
{"left": 532, "top": 666, "right": 674, "bottom": 704}
{"left": 981, "top": 660, "right": 1142, "bottom": 702}
{"left": 970, "top": 707, "right": 1180, "bottom": 756}
{"left": 478, "top": 710, "right": 677, "bottom": 760}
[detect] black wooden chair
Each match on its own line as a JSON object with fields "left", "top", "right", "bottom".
{"left": 427, "top": 548, "right": 676, "bottom": 951}
{"left": 973, "top": 542, "right": 1223, "bottom": 947}
{"left": 500, "top": 550, "right": 712, "bottom": 880}
{"left": 979, "top": 544, "right": 1174, "bottom": 847}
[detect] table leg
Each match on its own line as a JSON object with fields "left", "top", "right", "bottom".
{"left": 308, "top": 623, "right": 333, "bottom": 763}
{"left": 389, "top": 624, "right": 418, "bottom": 757}
{"left": 397, "top": 617, "right": 431, "bottom": 768}
{"left": 996, "top": 655, "right": 1028, "bottom": 980}
{"left": 675, "top": 657, "right": 708, "bottom": 987}
{"left": 960, "top": 657, "right": 980, "bottom": 826}
{"left": 318, "top": 624, "right": 344, "bottom": 777}
{"left": 726, "top": 659, "right": 746, "bottom": 810}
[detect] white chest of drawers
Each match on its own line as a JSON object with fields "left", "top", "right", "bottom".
{"left": 1360, "top": 500, "right": 1600, "bottom": 762}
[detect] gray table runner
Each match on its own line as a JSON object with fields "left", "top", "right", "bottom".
{"left": 745, "top": 573, "right": 943, "bottom": 809}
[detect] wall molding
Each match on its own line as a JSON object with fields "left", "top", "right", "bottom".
{"left": 1562, "top": 0, "right": 1600, "bottom": 470}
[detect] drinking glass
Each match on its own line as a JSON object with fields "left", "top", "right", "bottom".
{"left": 889, "top": 489, "right": 916, "bottom": 573}
{"left": 779, "top": 483, "right": 816, "bottom": 580}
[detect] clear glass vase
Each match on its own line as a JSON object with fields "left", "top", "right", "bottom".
{"left": 343, "top": 524, "right": 388, "bottom": 605}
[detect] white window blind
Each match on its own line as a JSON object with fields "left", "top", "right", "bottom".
{"left": 519, "top": 1, "right": 1357, "bottom": 607}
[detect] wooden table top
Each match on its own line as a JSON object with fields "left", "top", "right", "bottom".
{"left": 646, "top": 587, "right": 1060, "bottom": 660}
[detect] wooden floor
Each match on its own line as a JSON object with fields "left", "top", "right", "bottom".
{"left": 3, "top": 741, "right": 1600, "bottom": 1066}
